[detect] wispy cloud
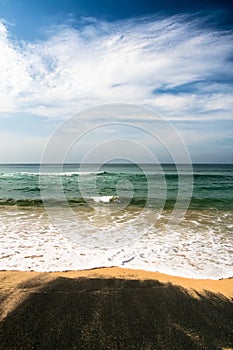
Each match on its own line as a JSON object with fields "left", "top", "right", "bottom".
{"left": 0, "top": 15, "right": 232, "bottom": 121}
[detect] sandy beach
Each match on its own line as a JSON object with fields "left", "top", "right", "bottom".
{"left": 0, "top": 267, "right": 232, "bottom": 349}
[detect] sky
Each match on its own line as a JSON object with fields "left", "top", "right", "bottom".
{"left": 0, "top": 0, "right": 233, "bottom": 163}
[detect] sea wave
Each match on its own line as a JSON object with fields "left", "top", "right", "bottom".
{"left": 0, "top": 197, "right": 121, "bottom": 207}
{"left": 1, "top": 170, "right": 233, "bottom": 180}
{"left": 89, "top": 196, "right": 120, "bottom": 203}
{"left": 0, "top": 171, "right": 106, "bottom": 178}
{"left": 0, "top": 196, "right": 232, "bottom": 209}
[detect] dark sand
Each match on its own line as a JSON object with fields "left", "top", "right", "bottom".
{"left": 0, "top": 268, "right": 232, "bottom": 349}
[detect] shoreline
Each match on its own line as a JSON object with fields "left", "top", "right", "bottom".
{"left": 1, "top": 205, "right": 232, "bottom": 280}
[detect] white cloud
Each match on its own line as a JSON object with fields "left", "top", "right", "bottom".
{"left": 145, "top": 92, "right": 233, "bottom": 120}
{"left": 0, "top": 21, "right": 31, "bottom": 111}
{"left": 0, "top": 15, "right": 232, "bottom": 121}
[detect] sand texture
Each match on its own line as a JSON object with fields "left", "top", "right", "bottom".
{"left": 0, "top": 267, "right": 232, "bottom": 349}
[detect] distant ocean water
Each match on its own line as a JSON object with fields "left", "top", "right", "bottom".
{"left": 0, "top": 163, "right": 232, "bottom": 279}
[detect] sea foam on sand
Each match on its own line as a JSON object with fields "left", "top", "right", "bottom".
{"left": 0, "top": 207, "right": 232, "bottom": 280}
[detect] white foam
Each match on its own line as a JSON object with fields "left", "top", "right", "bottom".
{"left": 0, "top": 207, "right": 232, "bottom": 279}
{"left": 0, "top": 171, "right": 104, "bottom": 177}
{"left": 90, "top": 196, "right": 119, "bottom": 203}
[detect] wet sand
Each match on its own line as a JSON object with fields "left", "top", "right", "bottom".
{"left": 0, "top": 267, "right": 232, "bottom": 349}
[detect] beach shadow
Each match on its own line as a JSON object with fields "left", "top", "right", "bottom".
{"left": 0, "top": 277, "right": 232, "bottom": 350}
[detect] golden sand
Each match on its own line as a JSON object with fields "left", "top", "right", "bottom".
{"left": 0, "top": 267, "right": 232, "bottom": 349}
{"left": 0, "top": 267, "right": 232, "bottom": 296}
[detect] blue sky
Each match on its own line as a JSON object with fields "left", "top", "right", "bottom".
{"left": 0, "top": 0, "right": 232, "bottom": 163}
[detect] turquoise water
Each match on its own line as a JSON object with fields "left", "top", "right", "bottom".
{"left": 0, "top": 163, "right": 232, "bottom": 209}
{"left": 0, "top": 163, "right": 232, "bottom": 278}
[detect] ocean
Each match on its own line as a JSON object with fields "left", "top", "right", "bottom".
{"left": 0, "top": 163, "right": 232, "bottom": 279}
